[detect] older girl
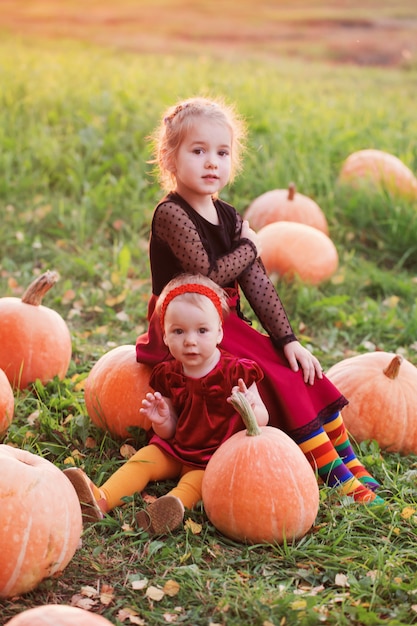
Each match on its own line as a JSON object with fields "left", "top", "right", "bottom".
{"left": 136, "top": 96, "right": 383, "bottom": 506}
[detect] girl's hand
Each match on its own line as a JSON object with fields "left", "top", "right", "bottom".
{"left": 140, "top": 391, "right": 171, "bottom": 426}
{"left": 241, "top": 220, "right": 262, "bottom": 257}
{"left": 283, "top": 341, "right": 323, "bottom": 385}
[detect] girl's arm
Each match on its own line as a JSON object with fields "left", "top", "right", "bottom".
{"left": 238, "top": 259, "right": 323, "bottom": 384}
{"left": 140, "top": 391, "right": 177, "bottom": 439}
{"left": 153, "top": 201, "right": 258, "bottom": 286}
{"left": 228, "top": 379, "right": 269, "bottom": 426}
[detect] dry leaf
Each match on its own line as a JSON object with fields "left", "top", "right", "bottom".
{"left": 163, "top": 580, "right": 180, "bottom": 597}
{"left": 100, "top": 584, "right": 115, "bottom": 606}
{"left": 131, "top": 578, "right": 149, "bottom": 590}
{"left": 81, "top": 585, "right": 99, "bottom": 598}
{"left": 117, "top": 607, "right": 145, "bottom": 624}
{"left": 146, "top": 585, "right": 165, "bottom": 601}
{"left": 401, "top": 506, "right": 416, "bottom": 519}
{"left": 27, "top": 410, "right": 40, "bottom": 426}
{"left": 120, "top": 443, "right": 137, "bottom": 459}
{"left": 335, "top": 573, "right": 350, "bottom": 587}
{"left": 85, "top": 436, "right": 97, "bottom": 449}
{"left": 184, "top": 518, "right": 202, "bottom": 534}
{"left": 71, "top": 594, "right": 97, "bottom": 610}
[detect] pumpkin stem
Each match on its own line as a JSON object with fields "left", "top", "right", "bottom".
{"left": 21, "top": 271, "right": 59, "bottom": 306}
{"left": 383, "top": 354, "right": 403, "bottom": 380}
{"left": 288, "top": 182, "right": 296, "bottom": 201}
{"left": 229, "top": 390, "right": 262, "bottom": 437}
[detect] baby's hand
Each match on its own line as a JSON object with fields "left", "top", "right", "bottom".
{"left": 140, "top": 391, "right": 170, "bottom": 425}
{"left": 228, "top": 378, "right": 256, "bottom": 408}
{"left": 241, "top": 220, "right": 262, "bottom": 257}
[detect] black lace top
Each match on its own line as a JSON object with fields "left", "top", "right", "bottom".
{"left": 149, "top": 192, "right": 296, "bottom": 347}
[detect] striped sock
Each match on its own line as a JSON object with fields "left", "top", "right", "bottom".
{"left": 296, "top": 426, "right": 383, "bottom": 505}
{"left": 323, "top": 413, "right": 381, "bottom": 491}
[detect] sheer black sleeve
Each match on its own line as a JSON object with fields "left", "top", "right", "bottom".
{"left": 238, "top": 257, "right": 297, "bottom": 348}
{"left": 152, "top": 201, "right": 257, "bottom": 286}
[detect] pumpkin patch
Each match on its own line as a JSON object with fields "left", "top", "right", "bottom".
{"left": 84, "top": 344, "right": 153, "bottom": 438}
{"left": 245, "top": 182, "right": 329, "bottom": 234}
{"left": 326, "top": 352, "right": 417, "bottom": 454}
{"left": 0, "top": 444, "right": 82, "bottom": 598}
{"left": 202, "top": 392, "right": 319, "bottom": 544}
{"left": 0, "top": 271, "right": 72, "bottom": 390}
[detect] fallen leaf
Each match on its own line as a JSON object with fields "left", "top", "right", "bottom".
{"left": 163, "top": 580, "right": 180, "bottom": 597}
{"left": 71, "top": 595, "right": 97, "bottom": 610}
{"left": 146, "top": 585, "right": 165, "bottom": 601}
{"left": 335, "top": 573, "right": 350, "bottom": 587}
{"left": 184, "top": 518, "right": 202, "bottom": 534}
{"left": 131, "top": 578, "right": 149, "bottom": 590}
{"left": 120, "top": 443, "right": 137, "bottom": 459}
{"left": 401, "top": 506, "right": 416, "bottom": 519}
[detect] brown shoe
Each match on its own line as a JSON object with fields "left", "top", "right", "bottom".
{"left": 63, "top": 467, "right": 106, "bottom": 525}
{"left": 136, "top": 495, "right": 184, "bottom": 535}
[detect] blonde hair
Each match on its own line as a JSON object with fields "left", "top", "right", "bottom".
{"left": 150, "top": 96, "right": 247, "bottom": 191}
{"left": 156, "top": 273, "right": 229, "bottom": 328}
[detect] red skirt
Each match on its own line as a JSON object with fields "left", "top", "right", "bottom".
{"left": 136, "top": 294, "right": 348, "bottom": 440}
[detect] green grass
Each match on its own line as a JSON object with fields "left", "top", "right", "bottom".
{"left": 1, "top": 25, "right": 417, "bottom": 626}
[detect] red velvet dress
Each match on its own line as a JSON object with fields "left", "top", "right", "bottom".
{"left": 137, "top": 192, "right": 348, "bottom": 440}
{"left": 149, "top": 350, "right": 263, "bottom": 468}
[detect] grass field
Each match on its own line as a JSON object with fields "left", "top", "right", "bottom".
{"left": 1, "top": 2, "right": 417, "bottom": 625}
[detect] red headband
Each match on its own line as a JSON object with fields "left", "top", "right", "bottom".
{"left": 159, "top": 284, "right": 224, "bottom": 329}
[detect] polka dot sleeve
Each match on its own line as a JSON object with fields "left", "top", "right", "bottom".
{"left": 238, "top": 258, "right": 297, "bottom": 346}
{"left": 153, "top": 201, "right": 257, "bottom": 285}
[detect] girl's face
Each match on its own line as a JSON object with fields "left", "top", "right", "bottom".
{"left": 171, "top": 118, "right": 232, "bottom": 201}
{"left": 163, "top": 296, "right": 223, "bottom": 378}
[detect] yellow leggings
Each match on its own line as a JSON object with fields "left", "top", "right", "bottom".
{"left": 100, "top": 444, "right": 204, "bottom": 511}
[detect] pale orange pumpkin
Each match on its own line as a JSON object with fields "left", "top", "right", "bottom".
{"left": 202, "top": 392, "right": 319, "bottom": 544}
{"left": 0, "top": 369, "right": 14, "bottom": 437}
{"left": 245, "top": 182, "right": 329, "bottom": 234}
{"left": 85, "top": 344, "right": 152, "bottom": 438}
{"left": 0, "top": 271, "right": 72, "bottom": 390}
{"left": 326, "top": 352, "right": 417, "bottom": 454}
{"left": 338, "top": 149, "right": 417, "bottom": 201}
{"left": 257, "top": 221, "right": 339, "bottom": 285}
{"left": 4, "top": 604, "right": 113, "bottom": 625}
{"left": 0, "top": 444, "right": 82, "bottom": 598}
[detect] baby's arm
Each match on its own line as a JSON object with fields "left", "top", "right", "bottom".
{"left": 228, "top": 378, "right": 269, "bottom": 427}
{"left": 140, "top": 391, "right": 177, "bottom": 439}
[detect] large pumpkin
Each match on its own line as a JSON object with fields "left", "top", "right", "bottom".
{"left": 326, "top": 352, "right": 417, "bottom": 454}
{"left": 85, "top": 344, "right": 152, "bottom": 439}
{"left": 0, "top": 445, "right": 82, "bottom": 598}
{"left": 0, "top": 271, "right": 72, "bottom": 390}
{"left": 257, "top": 221, "right": 339, "bottom": 285}
{"left": 245, "top": 182, "right": 329, "bottom": 234}
{"left": 0, "top": 369, "right": 14, "bottom": 437}
{"left": 338, "top": 149, "right": 417, "bottom": 201}
{"left": 202, "top": 392, "right": 319, "bottom": 544}
{"left": 4, "top": 605, "right": 113, "bottom": 625}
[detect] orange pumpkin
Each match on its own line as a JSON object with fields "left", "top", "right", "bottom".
{"left": 202, "top": 392, "right": 319, "bottom": 544}
{"left": 85, "top": 344, "right": 152, "bottom": 438}
{"left": 257, "top": 221, "right": 339, "bottom": 285}
{"left": 0, "top": 271, "right": 72, "bottom": 390}
{"left": 338, "top": 149, "right": 417, "bottom": 201}
{"left": 0, "top": 369, "right": 14, "bottom": 437}
{"left": 245, "top": 182, "right": 329, "bottom": 234}
{"left": 0, "top": 444, "right": 82, "bottom": 598}
{"left": 326, "top": 352, "right": 417, "bottom": 454}
{"left": 4, "top": 604, "right": 113, "bottom": 625}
